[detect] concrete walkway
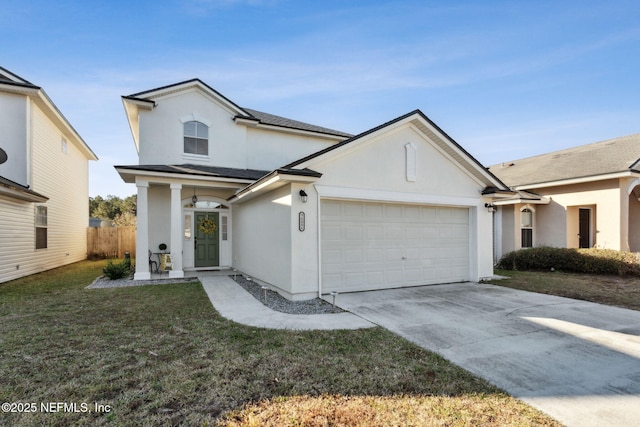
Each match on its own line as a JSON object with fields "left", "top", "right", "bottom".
{"left": 333, "top": 282, "right": 640, "bottom": 427}
{"left": 198, "top": 274, "right": 374, "bottom": 330}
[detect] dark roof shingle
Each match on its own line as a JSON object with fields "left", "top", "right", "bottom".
{"left": 239, "top": 108, "right": 352, "bottom": 138}
{"left": 115, "top": 164, "right": 270, "bottom": 181}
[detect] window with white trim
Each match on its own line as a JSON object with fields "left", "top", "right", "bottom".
{"left": 520, "top": 208, "right": 533, "bottom": 248}
{"left": 35, "top": 205, "right": 48, "bottom": 249}
{"left": 183, "top": 121, "right": 209, "bottom": 155}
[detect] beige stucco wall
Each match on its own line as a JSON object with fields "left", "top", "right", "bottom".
{"left": 232, "top": 185, "right": 293, "bottom": 294}
{"left": 535, "top": 179, "right": 621, "bottom": 250}
{"left": 500, "top": 178, "right": 636, "bottom": 256}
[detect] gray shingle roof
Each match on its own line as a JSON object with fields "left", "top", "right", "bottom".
{"left": 239, "top": 108, "right": 352, "bottom": 138}
{"left": 124, "top": 79, "right": 352, "bottom": 139}
{"left": 115, "top": 164, "right": 270, "bottom": 181}
{"left": 489, "top": 133, "right": 640, "bottom": 188}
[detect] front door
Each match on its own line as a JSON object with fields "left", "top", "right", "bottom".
{"left": 195, "top": 212, "right": 219, "bottom": 267}
{"left": 579, "top": 208, "right": 590, "bottom": 248}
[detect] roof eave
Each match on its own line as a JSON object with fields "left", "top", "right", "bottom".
{"left": 0, "top": 181, "right": 49, "bottom": 202}
{"left": 514, "top": 170, "right": 640, "bottom": 190}
{"left": 114, "top": 166, "right": 258, "bottom": 186}
{"left": 229, "top": 168, "right": 322, "bottom": 204}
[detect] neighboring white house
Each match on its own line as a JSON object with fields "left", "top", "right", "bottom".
{"left": 489, "top": 133, "right": 640, "bottom": 262}
{"left": 116, "top": 79, "right": 508, "bottom": 300}
{"left": 0, "top": 67, "right": 98, "bottom": 283}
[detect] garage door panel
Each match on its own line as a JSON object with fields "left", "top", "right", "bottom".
{"left": 366, "top": 225, "right": 384, "bottom": 240}
{"left": 322, "top": 200, "right": 470, "bottom": 293}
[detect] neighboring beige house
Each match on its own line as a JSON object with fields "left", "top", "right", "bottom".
{"left": 0, "top": 67, "right": 97, "bottom": 283}
{"left": 117, "top": 79, "right": 508, "bottom": 300}
{"left": 489, "top": 133, "right": 640, "bottom": 261}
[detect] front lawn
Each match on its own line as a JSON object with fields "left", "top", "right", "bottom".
{"left": 490, "top": 269, "right": 640, "bottom": 311}
{"left": 0, "top": 260, "right": 559, "bottom": 426}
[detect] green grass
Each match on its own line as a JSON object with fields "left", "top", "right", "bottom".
{"left": 1, "top": 260, "right": 560, "bottom": 426}
{"left": 491, "top": 269, "right": 640, "bottom": 311}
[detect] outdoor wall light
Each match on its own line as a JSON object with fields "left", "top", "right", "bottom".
{"left": 299, "top": 189, "right": 308, "bottom": 203}
{"left": 192, "top": 188, "right": 198, "bottom": 204}
{"left": 484, "top": 203, "right": 496, "bottom": 213}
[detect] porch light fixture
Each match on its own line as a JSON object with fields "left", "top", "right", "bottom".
{"left": 192, "top": 187, "right": 198, "bottom": 204}
{"left": 299, "top": 189, "right": 308, "bottom": 203}
{"left": 484, "top": 203, "right": 496, "bottom": 213}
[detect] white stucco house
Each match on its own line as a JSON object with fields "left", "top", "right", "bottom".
{"left": 116, "top": 79, "right": 508, "bottom": 300}
{"left": 489, "top": 133, "right": 640, "bottom": 262}
{"left": 0, "top": 67, "right": 97, "bottom": 284}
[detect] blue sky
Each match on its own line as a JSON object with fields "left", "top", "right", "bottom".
{"left": 3, "top": 0, "right": 639, "bottom": 197}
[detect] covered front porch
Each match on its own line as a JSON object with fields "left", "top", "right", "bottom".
{"left": 115, "top": 164, "right": 268, "bottom": 280}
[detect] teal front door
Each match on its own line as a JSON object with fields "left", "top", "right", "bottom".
{"left": 195, "top": 212, "right": 219, "bottom": 267}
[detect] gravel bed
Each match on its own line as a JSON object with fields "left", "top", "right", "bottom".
{"left": 231, "top": 275, "right": 343, "bottom": 315}
{"left": 87, "top": 275, "right": 199, "bottom": 289}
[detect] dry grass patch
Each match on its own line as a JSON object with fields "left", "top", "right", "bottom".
{"left": 220, "top": 394, "right": 560, "bottom": 427}
{"left": 1, "top": 261, "right": 559, "bottom": 426}
{"left": 491, "top": 269, "right": 640, "bottom": 311}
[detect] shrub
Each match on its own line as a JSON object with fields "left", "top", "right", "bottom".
{"left": 103, "top": 258, "right": 132, "bottom": 280}
{"left": 497, "top": 247, "right": 640, "bottom": 276}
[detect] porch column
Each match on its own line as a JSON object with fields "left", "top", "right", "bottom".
{"left": 169, "top": 183, "right": 184, "bottom": 278}
{"left": 134, "top": 180, "right": 150, "bottom": 280}
{"left": 620, "top": 179, "right": 630, "bottom": 251}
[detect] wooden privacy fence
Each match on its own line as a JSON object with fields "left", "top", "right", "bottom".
{"left": 87, "top": 226, "right": 136, "bottom": 259}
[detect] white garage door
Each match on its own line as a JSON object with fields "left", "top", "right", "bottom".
{"left": 321, "top": 200, "right": 470, "bottom": 293}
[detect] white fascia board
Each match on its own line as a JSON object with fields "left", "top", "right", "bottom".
{"left": 315, "top": 185, "right": 481, "bottom": 207}
{"left": 413, "top": 118, "right": 505, "bottom": 190}
{"left": 1, "top": 83, "right": 97, "bottom": 160}
{"left": 34, "top": 89, "right": 98, "bottom": 161}
{"left": 121, "top": 97, "right": 155, "bottom": 154}
{"left": 231, "top": 172, "right": 319, "bottom": 203}
{"left": 146, "top": 80, "right": 247, "bottom": 117}
{"left": 493, "top": 197, "right": 551, "bottom": 206}
{"left": 514, "top": 171, "right": 640, "bottom": 190}
{"left": 0, "top": 185, "right": 48, "bottom": 203}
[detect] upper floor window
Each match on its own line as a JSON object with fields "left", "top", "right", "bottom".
{"left": 184, "top": 121, "right": 209, "bottom": 156}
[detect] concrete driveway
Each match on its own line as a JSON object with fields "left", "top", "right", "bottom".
{"left": 332, "top": 282, "right": 640, "bottom": 427}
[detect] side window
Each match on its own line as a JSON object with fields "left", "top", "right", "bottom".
{"left": 520, "top": 208, "right": 533, "bottom": 248}
{"left": 183, "top": 121, "right": 209, "bottom": 156}
{"left": 35, "top": 205, "right": 48, "bottom": 249}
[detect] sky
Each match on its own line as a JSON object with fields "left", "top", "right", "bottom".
{"left": 3, "top": 0, "right": 639, "bottom": 198}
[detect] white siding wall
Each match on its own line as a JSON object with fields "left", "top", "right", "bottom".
{"left": 0, "top": 196, "right": 37, "bottom": 282}
{"left": 19, "top": 102, "right": 88, "bottom": 276}
{"left": 0, "top": 93, "right": 28, "bottom": 185}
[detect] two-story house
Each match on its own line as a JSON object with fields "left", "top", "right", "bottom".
{"left": 117, "top": 79, "right": 508, "bottom": 300}
{"left": 0, "top": 67, "right": 97, "bottom": 283}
